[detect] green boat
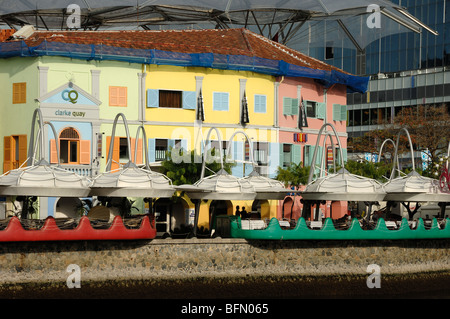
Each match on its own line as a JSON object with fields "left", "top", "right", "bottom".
{"left": 228, "top": 216, "right": 450, "bottom": 240}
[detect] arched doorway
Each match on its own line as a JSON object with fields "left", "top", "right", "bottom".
{"left": 282, "top": 197, "right": 294, "bottom": 220}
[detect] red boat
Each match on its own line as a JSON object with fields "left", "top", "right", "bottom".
{"left": 0, "top": 215, "right": 156, "bottom": 242}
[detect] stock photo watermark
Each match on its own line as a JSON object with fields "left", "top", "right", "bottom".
{"left": 366, "top": 264, "right": 381, "bottom": 289}
{"left": 366, "top": 4, "right": 381, "bottom": 29}
{"left": 66, "top": 264, "right": 81, "bottom": 289}
{"left": 66, "top": 4, "right": 81, "bottom": 29}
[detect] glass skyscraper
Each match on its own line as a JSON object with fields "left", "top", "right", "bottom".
{"left": 297, "top": 0, "right": 450, "bottom": 159}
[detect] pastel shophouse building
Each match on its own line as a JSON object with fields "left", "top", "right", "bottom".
{"left": 0, "top": 27, "right": 368, "bottom": 232}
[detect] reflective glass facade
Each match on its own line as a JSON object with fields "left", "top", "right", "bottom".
{"left": 300, "top": 0, "right": 450, "bottom": 75}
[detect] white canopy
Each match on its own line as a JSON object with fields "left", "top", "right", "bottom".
{"left": 241, "top": 171, "right": 293, "bottom": 200}
{"left": 89, "top": 114, "right": 175, "bottom": 198}
{"left": 89, "top": 166, "right": 175, "bottom": 198}
{"left": 177, "top": 169, "right": 256, "bottom": 200}
{"left": 302, "top": 169, "right": 386, "bottom": 202}
{"left": 383, "top": 171, "right": 450, "bottom": 202}
{"left": 0, "top": 163, "right": 91, "bottom": 197}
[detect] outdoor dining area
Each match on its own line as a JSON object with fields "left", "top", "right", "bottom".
{"left": 0, "top": 109, "right": 448, "bottom": 242}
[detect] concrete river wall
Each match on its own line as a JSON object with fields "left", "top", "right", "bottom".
{"left": 0, "top": 237, "right": 449, "bottom": 299}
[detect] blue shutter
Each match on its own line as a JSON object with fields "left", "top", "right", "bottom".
{"left": 254, "top": 94, "right": 267, "bottom": 113}
{"left": 147, "top": 89, "right": 159, "bottom": 108}
{"left": 268, "top": 143, "right": 280, "bottom": 178}
{"left": 148, "top": 138, "right": 155, "bottom": 162}
{"left": 182, "top": 91, "right": 196, "bottom": 109}
{"left": 231, "top": 141, "right": 243, "bottom": 177}
{"left": 180, "top": 139, "right": 188, "bottom": 152}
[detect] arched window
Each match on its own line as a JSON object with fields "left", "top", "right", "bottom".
{"left": 50, "top": 127, "right": 90, "bottom": 165}
{"left": 59, "top": 127, "right": 80, "bottom": 164}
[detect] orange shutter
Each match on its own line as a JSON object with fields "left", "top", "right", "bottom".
{"left": 12, "top": 83, "right": 26, "bottom": 104}
{"left": 130, "top": 138, "right": 143, "bottom": 164}
{"left": 50, "top": 139, "right": 58, "bottom": 164}
{"left": 79, "top": 140, "right": 91, "bottom": 164}
{"left": 118, "top": 87, "right": 127, "bottom": 106}
{"left": 3, "top": 136, "right": 13, "bottom": 173}
{"left": 136, "top": 138, "right": 143, "bottom": 165}
{"left": 106, "top": 136, "right": 120, "bottom": 171}
{"left": 17, "top": 135, "right": 27, "bottom": 167}
{"left": 109, "top": 87, "right": 118, "bottom": 106}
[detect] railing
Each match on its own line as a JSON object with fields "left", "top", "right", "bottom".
{"left": 61, "top": 164, "right": 92, "bottom": 177}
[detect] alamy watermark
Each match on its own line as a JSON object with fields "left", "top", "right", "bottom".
{"left": 66, "top": 4, "right": 81, "bottom": 29}
{"left": 366, "top": 264, "right": 381, "bottom": 288}
{"left": 366, "top": 4, "right": 381, "bottom": 29}
{"left": 66, "top": 264, "right": 81, "bottom": 288}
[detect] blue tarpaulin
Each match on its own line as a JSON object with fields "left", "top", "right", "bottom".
{"left": 0, "top": 40, "right": 369, "bottom": 93}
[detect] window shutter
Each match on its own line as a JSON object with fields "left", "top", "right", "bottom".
{"left": 118, "top": 87, "right": 127, "bottom": 106}
{"left": 148, "top": 138, "right": 155, "bottom": 162}
{"left": 136, "top": 138, "right": 143, "bottom": 165}
{"left": 182, "top": 91, "right": 196, "bottom": 109}
{"left": 106, "top": 136, "right": 120, "bottom": 171}
{"left": 3, "top": 136, "right": 13, "bottom": 173}
{"left": 129, "top": 138, "right": 143, "bottom": 164}
{"left": 13, "top": 83, "right": 26, "bottom": 104}
{"left": 109, "top": 87, "right": 118, "bottom": 106}
{"left": 283, "top": 97, "right": 292, "bottom": 115}
{"left": 333, "top": 104, "right": 341, "bottom": 121}
{"left": 79, "top": 140, "right": 91, "bottom": 164}
{"left": 147, "top": 89, "right": 159, "bottom": 108}
{"left": 342, "top": 148, "right": 348, "bottom": 162}
{"left": 291, "top": 98, "right": 299, "bottom": 116}
{"left": 280, "top": 144, "right": 285, "bottom": 168}
{"left": 254, "top": 95, "right": 266, "bottom": 113}
{"left": 231, "top": 141, "right": 244, "bottom": 177}
{"left": 317, "top": 102, "right": 326, "bottom": 119}
{"left": 268, "top": 143, "right": 280, "bottom": 178}
{"left": 50, "top": 139, "right": 58, "bottom": 164}
{"left": 340, "top": 104, "right": 347, "bottom": 121}
{"left": 18, "top": 135, "right": 27, "bottom": 167}
{"left": 292, "top": 144, "right": 301, "bottom": 165}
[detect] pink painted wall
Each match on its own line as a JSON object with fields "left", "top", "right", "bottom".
{"left": 276, "top": 76, "right": 350, "bottom": 220}
{"left": 277, "top": 76, "right": 347, "bottom": 149}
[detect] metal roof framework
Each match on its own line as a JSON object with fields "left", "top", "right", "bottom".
{"left": 0, "top": 1, "right": 438, "bottom": 49}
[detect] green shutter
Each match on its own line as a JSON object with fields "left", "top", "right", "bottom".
{"left": 317, "top": 102, "right": 326, "bottom": 119}
{"left": 292, "top": 144, "right": 301, "bottom": 165}
{"left": 340, "top": 104, "right": 347, "bottom": 121}
{"left": 291, "top": 98, "right": 299, "bottom": 116}
{"left": 283, "top": 97, "right": 292, "bottom": 115}
{"left": 333, "top": 104, "right": 341, "bottom": 121}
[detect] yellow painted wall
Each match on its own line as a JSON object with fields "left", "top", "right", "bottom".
{"left": 144, "top": 64, "right": 276, "bottom": 146}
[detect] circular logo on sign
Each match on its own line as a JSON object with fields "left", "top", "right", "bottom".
{"left": 61, "top": 89, "right": 79, "bottom": 104}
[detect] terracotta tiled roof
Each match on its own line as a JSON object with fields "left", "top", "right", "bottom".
{"left": 18, "top": 28, "right": 346, "bottom": 74}
{"left": 0, "top": 29, "right": 15, "bottom": 42}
